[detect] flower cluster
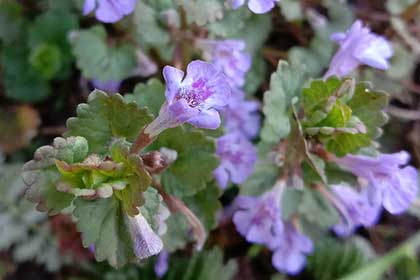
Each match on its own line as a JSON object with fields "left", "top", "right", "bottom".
{"left": 233, "top": 182, "right": 314, "bottom": 275}
{"left": 325, "top": 20, "right": 393, "bottom": 78}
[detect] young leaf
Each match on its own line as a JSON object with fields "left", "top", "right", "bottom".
{"left": 261, "top": 60, "right": 306, "bottom": 144}
{"left": 66, "top": 90, "right": 153, "bottom": 155}
{"left": 70, "top": 25, "right": 137, "bottom": 81}
{"left": 149, "top": 127, "right": 219, "bottom": 197}
{"left": 22, "top": 137, "right": 89, "bottom": 214}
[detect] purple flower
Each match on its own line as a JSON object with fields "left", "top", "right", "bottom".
{"left": 154, "top": 250, "right": 169, "bottom": 278}
{"left": 324, "top": 20, "right": 393, "bottom": 78}
{"left": 331, "top": 184, "right": 381, "bottom": 237}
{"left": 229, "top": 0, "right": 279, "bottom": 14}
{"left": 214, "top": 132, "right": 257, "bottom": 189}
{"left": 272, "top": 223, "right": 314, "bottom": 275}
{"left": 144, "top": 60, "right": 231, "bottom": 137}
{"left": 91, "top": 79, "right": 121, "bottom": 93}
{"left": 334, "top": 151, "right": 418, "bottom": 214}
{"left": 233, "top": 183, "right": 314, "bottom": 275}
{"left": 197, "top": 39, "right": 251, "bottom": 87}
{"left": 83, "top": 0, "right": 136, "bottom": 23}
{"left": 232, "top": 184, "right": 284, "bottom": 249}
{"left": 222, "top": 88, "right": 260, "bottom": 139}
{"left": 128, "top": 213, "right": 163, "bottom": 259}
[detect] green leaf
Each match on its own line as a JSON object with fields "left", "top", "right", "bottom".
{"left": 22, "top": 137, "right": 89, "bottom": 214}
{"left": 340, "top": 232, "right": 420, "bottom": 280}
{"left": 28, "top": 10, "right": 78, "bottom": 79}
{"left": 133, "top": 1, "right": 171, "bottom": 46}
{"left": 240, "top": 157, "right": 278, "bottom": 196}
{"left": 74, "top": 197, "right": 134, "bottom": 268}
{"left": 279, "top": 0, "right": 303, "bottom": 21}
{"left": 65, "top": 90, "right": 153, "bottom": 155}
{"left": 0, "top": 1, "right": 25, "bottom": 44}
{"left": 306, "top": 238, "right": 367, "bottom": 280}
{"left": 125, "top": 79, "right": 166, "bottom": 117}
{"left": 175, "top": 0, "right": 224, "bottom": 26}
{"left": 299, "top": 188, "right": 339, "bottom": 228}
{"left": 302, "top": 78, "right": 389, "bottom": 156}
{"left": 243, "top": 55, "right": 267, "bottom": 96}
{"left": 206, "top": 8, "right": 249, "bottom": 37}
{"left": 261, "top": 60, "right": 307, "bottom": 143}
{"left": 1, "top": 44, "right": 51, "bottom": 102}
{"left": 184, "top": 182, "right": 222, "bottom": 231}
{"left": 29, "top": 43, "right": 62, "bottom": 79}
{"left": 163, "top": 212, "right": 191, "bottom": 252}
{"left": 281, "top": 188, "right": 303, "bottom": 219}
{"left": 166, "top": 247, "right": 237, "bottom": 280}
{"left": 70, "top": 25, "right": 137, "bottom": 81}
{"left": 386, "top": 0, "right": 416, "bottom": 15}
{"left": 150, "top": 127, "right": 219, "bottom": 197}
{"left": 139, "top": 188, "right": 165, "bottom": 232}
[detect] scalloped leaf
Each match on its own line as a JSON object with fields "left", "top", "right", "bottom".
{"left": 149, "top": 126, "right": 219, "bottom": 197}
{"left": 73, "top": 196, "right": 134, "bottom": 268}
{"left": 22, "top": 137, "right": 88, "bottom": 214}
{"left": 125, "top": 79, "right": 165, "bottom": 117}
{"left": 175, "top": 0, "right": 224, "bottom": 26}
{"left": 261, "top": 60, "right": 306, "bottom": 144}
{"left": 70, "top": 25, "right": 136, "bottom": 81}
{"left": 65, "top": 90, "right": 154, "bottom": 155}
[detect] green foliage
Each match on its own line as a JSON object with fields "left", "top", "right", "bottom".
{"left": 165, "top": 247, "right": 237, "bottom": 280}
{"left": 125, "top": 79, "right": 166, "bottom": 117}
{"left": 150, "top": 126, "right": 219, "bottom": 197}
{"left": 0, "top": 1, "right": 25, "bottom": 44}
{"left": 175, "top": 0, "right": 224, "bottom": 26}
{"left": 279, "top": 0, "right": 303, "bottom": 21}
{"left": 74, "top": 197, "right": 135, "bottom": 268}
{"left": 29, "top": 43, "right": 62, "bottom": 79}
{"left": 70, "top": 25, "right": 137, "bottom": 81}
{"left": 66, "top": 90, "right": 154, "bottom": 155}
{"left": 261, "top": 60, "right": 307, "bottom": 144}
{"left": 301, "top": 77, "right": 389, "bottom": 156}
{"left": 184, "top": 182, "right": 222, "bottom": 231}
{"left": 240, "top": 157, "right": 278, "bottom": 196}
{"left": 306, "top": 238, "right": 367, "bottom": 280}
{"left": 22, "top": 137, "right": 86, "bottom": 214}
{"left": 386, "top": 0, "right": 416, "bottom": 14}
{"left": 0, "top": 163, "right": 63, "bottom": 271}
{"left": 28, "top": 10, "right": 78, "bottom": 79}
{"left": 282, "top": 187, "right": 339, "bottom": 228}
{"left": 1, "top": 43, "right": 51, "bottom": 102}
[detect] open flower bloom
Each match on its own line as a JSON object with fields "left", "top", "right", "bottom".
{"left": 197, "top": 39, "right": 251, "bottom": 87}
{"left": 331, "top": 184, "right": 381, "bottom": 237}
{"left": 271, "top": 223, "right": 314, "bottom": 275}
{"left": 145, "top": 60, "right": 231, "bottom": 137}
{"left": 229, "top": 0, "right": 279, "bottom": 14}
{"left": 83, "top": 0, "right": 137, "bottom": 23}
{"left": 214, "top": 132, "right": 257, "bottom": 189}
{"left": 222, "top": 89, "right": 260, "bottom": 139}
{"left": 334, "top": 151, "right": 418, "bottom": 214}
{"left": 233, "top": 184, "right": 284, "bottom": 249}
{"left": 233, "top": 182, "right": 313, "bottom": 275}
{"left": 324, "top": 20, "right": 393, "bottom": 78}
